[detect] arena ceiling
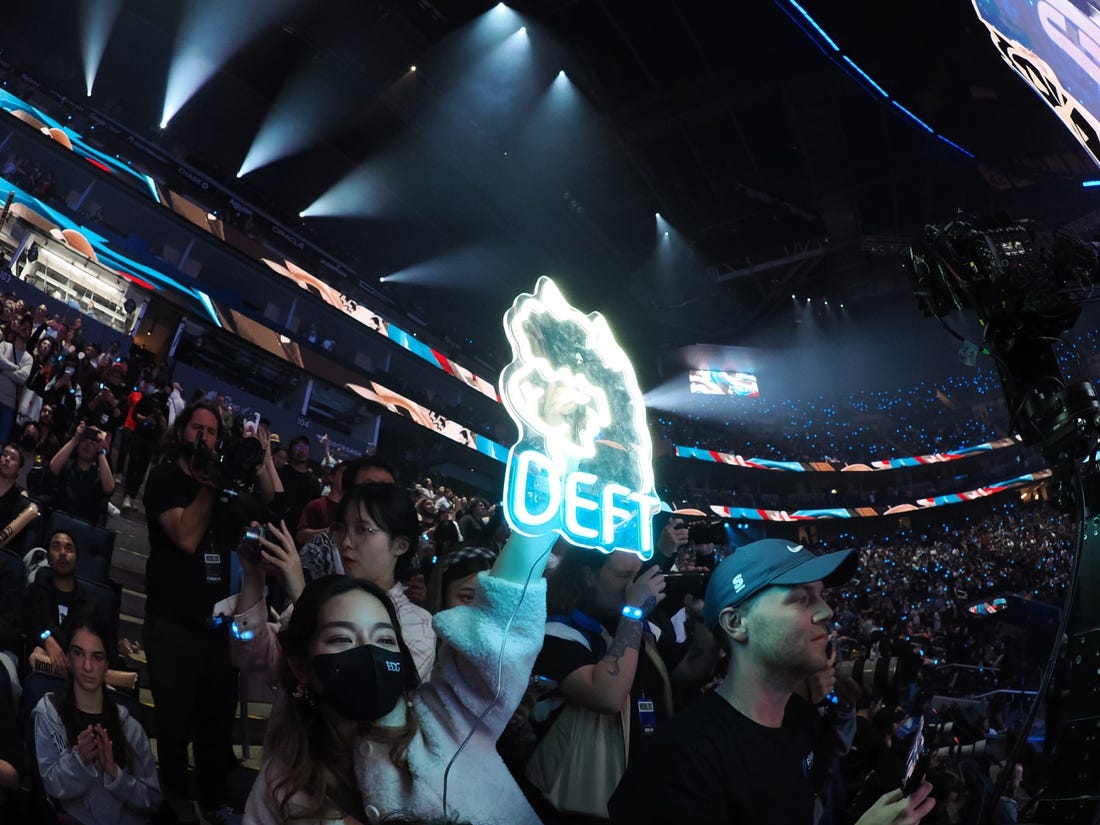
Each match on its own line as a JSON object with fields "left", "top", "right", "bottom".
{"left": 2, "top": 0, "right": 1098, "bottom": 387}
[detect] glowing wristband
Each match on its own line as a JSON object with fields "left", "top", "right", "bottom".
{"left": 230, "top": 621, "right": 254, "bottom": 642}
{"left": 40, "top": 629, "right": 51, "bottom": 641}
{"left": 621, "top": 605, "right": 644, "bottom": 621}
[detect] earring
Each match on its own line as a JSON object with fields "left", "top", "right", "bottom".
{"left": 291, "top": 684, "right": 315, "bottom": 706}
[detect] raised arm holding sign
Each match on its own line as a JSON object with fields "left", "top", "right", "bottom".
{"left": 500, "top": 276, "right": 661, "bottom": 560}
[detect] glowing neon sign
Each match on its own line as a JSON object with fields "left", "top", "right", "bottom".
{"left": 500, "top": 277, "right": 660, "bottom": 559}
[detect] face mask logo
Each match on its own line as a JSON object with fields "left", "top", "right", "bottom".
{"left": 311, "top": 644, "right": 406, "bottom": 723}
{"left": 499, "top": 277, "right": 660, "bottom": 560}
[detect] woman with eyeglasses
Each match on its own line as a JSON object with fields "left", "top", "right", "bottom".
{"left": 230, "top": 482, "right": 436, "bottom": 683}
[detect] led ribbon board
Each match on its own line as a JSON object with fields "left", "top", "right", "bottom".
{"left": 500, "top": 277, "right": 660, "bottom": 560}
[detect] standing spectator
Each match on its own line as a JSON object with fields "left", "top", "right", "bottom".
{"left": 120, "top": 376, "right": 167, "bottom": 510}
{"left": 33, "top": 605, "right": 162, "bottom": 825}
{"left": 35, "top": 403, "right": 62, "bottom": 461}
{"left": 113, "top": 379, "right": 145, "bottom": 491}
{"left": 46, "top": 422, "right": 115, "bottom": 525}
{"left": 0, "top": 313, "right": 33, "bottom": 444}
{"left": 15, "top": 420, "right": 42, "bottom": 493}
{"left": 608, "top": 539, "right": 934, "bottom": 825}
{"left": 526, "top": 547, "right": 670, "bottom": 819}
{"left": 457, "top": 497, "right": 492, "bottom": 545}
{"left": 42, "top": 365, "right": 81, "bottom": 441}
{"left": 18, "top": 333, "right": 55, "bottom": 424}
{"left": 166, "top": 382, "right": 186, "bottom": 427}
{"left": 295, "top": 461, "right": 346, "bottom": 548}
{"left": 276, "top": 435, "right": 320, "bottom": 539}
{"left": 142, "top": 402, "right": 273, "bottom": 824}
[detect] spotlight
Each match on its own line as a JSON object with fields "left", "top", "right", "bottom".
{"left": 379, "top": 276, "right": 387, "bottom": 283}
{"left": 409, "top": 65, "right": 417, "bottom": 73}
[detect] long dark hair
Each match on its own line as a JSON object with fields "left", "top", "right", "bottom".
{"left": 546, "top": 543, "right": 614, "bottom": 617}
{"left": 160, "top": 400, "right": 222, "bottom": 458}
{"left": 268, "top": 575, "right": 420, "bottom": 822}
{"left": 335, "top": 482, "right": 420, "bottom": 581}
{"left": 53, "top": 605, "right": 128, "bottom": 771}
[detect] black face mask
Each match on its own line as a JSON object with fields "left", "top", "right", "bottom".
{"left": 311, "top": 644, "right": 406, "bottom": 723}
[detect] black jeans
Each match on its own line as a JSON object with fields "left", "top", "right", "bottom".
{"left": 143, "top": 616, "right": 238, "bottom": 809}
{"left": 124, "top": 434, "right": 156, "bottom": 498}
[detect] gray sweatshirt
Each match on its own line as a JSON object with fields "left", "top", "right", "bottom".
{"left": 33, "top": 692, "right": 163, "bottom": 825}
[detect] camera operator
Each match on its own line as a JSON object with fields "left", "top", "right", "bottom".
{"left": 608, "top": 539, "right": 936, "bottom": 825}
{"left": 141, "top": 401, "right": 274, "bottom": 823}
{"left": 45, "top": 421, "right": 115, "bottom": 525}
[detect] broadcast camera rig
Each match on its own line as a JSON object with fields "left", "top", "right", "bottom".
{"left": 907, "top": 215, "right": 1100, "bottom": 824}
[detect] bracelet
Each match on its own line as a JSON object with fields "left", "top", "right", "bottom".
{"left": 621, "top": 605, "right": 644, "bottom": 621}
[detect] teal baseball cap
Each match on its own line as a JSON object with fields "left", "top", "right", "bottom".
{"left": 702, "top": 539, "right": 857, "bottom": 627}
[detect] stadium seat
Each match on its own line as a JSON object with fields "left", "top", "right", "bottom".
{"left": 42, "top": 511, "right": 115, "bottom": 585}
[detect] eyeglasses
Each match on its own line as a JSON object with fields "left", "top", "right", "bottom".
{"left": 330, "top": 522, "right": 387, "bottom": 543}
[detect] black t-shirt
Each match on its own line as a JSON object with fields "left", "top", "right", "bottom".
{"left": 608, "top": 690, "right": 830, "bottom": 825}
{"left": 276, "top": 464, "right": 321, "bottom": 538}
{"left": 143, "top": 461, "right": 228, "bottom": 630}
{"left": 24, "top": 573, "right": 87, "bottom": 650}
{"left": 52, "top": 459, "right": 108, "bottom": 525}
{"left": 533, "top": 611, "right": 673, "bottom": 757}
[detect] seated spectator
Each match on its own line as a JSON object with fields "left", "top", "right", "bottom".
{"left": 0, "top": 443, "right": 29, "bottom": 535}
{"left": 24, "top": 531, "right": 91, "bottom": 674}
{"left": 45, "top": 421, "right": 115, "bottom": 525}
{"left": 33, "top": 605, "right": 162, "bottom": 825}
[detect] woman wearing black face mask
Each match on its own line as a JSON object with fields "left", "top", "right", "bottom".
{"left": 243, "top": 524, "right": 555, "bottom": 824}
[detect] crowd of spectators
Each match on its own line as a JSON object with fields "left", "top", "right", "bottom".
{"left": 656, "top": 323, "right": 1100, "bottom": 466}
{"left": 0, "top": 290, "right": 1083, "bottom": 825}
{"left": 652, "top": 374, "right": 1010, "bottom": 465}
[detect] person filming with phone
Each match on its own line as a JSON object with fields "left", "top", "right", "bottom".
{"left": 608, "top": 538, "right": 936, "bottom": 825}
{"left": 45, "top": 420, "right": 115, "bottom": 525}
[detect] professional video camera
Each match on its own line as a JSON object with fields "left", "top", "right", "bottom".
{"left": 905, "top": 216, "right": 1100, "bottom": 462}
{"left": 907, "top": 214, "right": 1100, "bottom": 822}
{"left": 185, "top": 411, "right": 265, "bottom": 498}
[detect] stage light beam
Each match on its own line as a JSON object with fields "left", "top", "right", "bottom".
{"left": 300, "top": 162, "right": 406, "bottom": 219}
{"left": 78, "top": 0, "right": 124, "bottom": 97}
{"left": 161, "top": 0, "right": 304, "bottom": 129}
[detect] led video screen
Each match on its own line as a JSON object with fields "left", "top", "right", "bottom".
{"left": 973, "top": 0, "right": 1100, "bottom": 166}
{"left": 689, "top": 369, "right": 760, "bottom": 397}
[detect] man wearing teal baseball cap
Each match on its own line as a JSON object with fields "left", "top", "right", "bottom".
{"left": 609, "top": 539, "right": 936, "bottom": 825}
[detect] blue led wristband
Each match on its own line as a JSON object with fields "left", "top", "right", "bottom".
{"left": 621, "top": 605, "right": 644, "bottom": 621}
